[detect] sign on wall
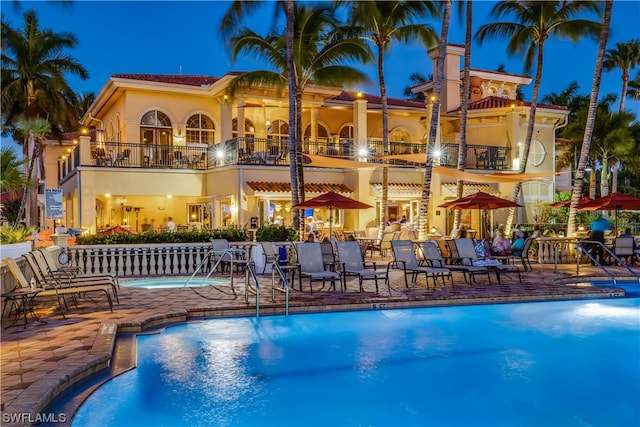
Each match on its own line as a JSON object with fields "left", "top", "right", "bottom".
{"left": 45, "top": 188, "right": 63, "bottom": 219}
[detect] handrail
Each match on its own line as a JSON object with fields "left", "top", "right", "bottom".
{"left": 271, "top": 262, "right": 291, "bottom": 316}
{"left": 184, "top": 250, "right": 214, "bottom": 287}
{"left": 575, "top": 240, "right": 640, "bottom": 285}
{"left": 244, "top": 260, "right": 260, "bottom": 317}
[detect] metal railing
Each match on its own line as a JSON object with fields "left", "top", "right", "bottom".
{"left": 271, "top": 262, "right": 291, "bottom": 316}
{"left": 244, "top": 260, "right": 260, "bottom": 317}
{"left": 574, "top": 240, "right": 640, "bottom": 285}
{"left": 60, "top": 137, "right": 515, "bottom": 179}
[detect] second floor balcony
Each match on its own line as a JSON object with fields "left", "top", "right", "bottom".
{"left": 58, "top": 138, "right": 513, "bottom": 181}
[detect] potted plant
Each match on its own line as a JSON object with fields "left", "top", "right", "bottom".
{"left": 0, "top": 225, "right": 35, "bottom": 259}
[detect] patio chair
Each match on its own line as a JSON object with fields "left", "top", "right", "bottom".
{"left": 4, "top": 257, "right": 114, "bottom": 319}
{"left": 454, "top": 238, "right": 521, "bottom": 284}
{"left": 320, "top": 241, "right": 337, "bottom": 271}
{"left": 613, "top": 236, "right": 635, "bottom": 265}
{"left": 416, "top": 240, "right": 491, "bottom": 285}
{"left": 336, "top": 241, "right": 389, "bottom": 294}
{"left": 294, "top": 242, "right": 342, "bottom": 293}
{"left": 259, "top": 241, "right": 280, "bottom": 274}
{"left": 388, "top": 240, "right": 452, "bottom": 290}
{"left": 26, "top": 251, "right": 120, "bottom": 303}
{"left": 211, "top": 239, "right": 248, "bottom": 273}
{"left": 370, "top": 231, "right": 396, "bottom": 258}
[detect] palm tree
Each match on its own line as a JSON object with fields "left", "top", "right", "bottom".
{"left": 475, "top": 1, "right": 601, "bottom": 234}
{"left": 340, "top": 0, "right": 439, "bottom": 238}
{"left": 13, "top": 117, "right": 51, "bottom": 227}
{"left": 0, "top": 146, "right": 29, "bottom": 194}
{"left": 567, "top": 0, "right": 612, "bottom": 237}
{"left": 628, "top": 71, "right": 640, "bottom": 101}
{"left": 1, "top": 10, "right": 88, "bottom": 131}
{"left": 419, "top": 0, "right": 451, "bottom": 240}
{"left": 227, "top": 4, "right": 372, "bottom": 232}
{"left": 452, "top": 0, "right": 473, "bottom": 233}
{"left": 402, "top": 72, "right": 428, "bottom": 102}
{"left": 603, "top": 39, "right": 640, "bottom": 112}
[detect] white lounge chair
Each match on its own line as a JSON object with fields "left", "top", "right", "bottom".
{"left": 336, "top": 241, "right": 389, "bottom": 294}
{"left": 294, "top": 243, "right": 342, "bottom": 293}
{"left": 388, "top": 240, "right": 452, "bottom": 289}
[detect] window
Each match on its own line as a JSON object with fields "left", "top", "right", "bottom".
{"left": 232, "top": 118, "right": 255, "bottom": 138}
{"left": 339, "top": 125, "right": 355, "bottom": 142}
{"left": 141, "top": 110, "right": 171, "bottom": 127}
{"left": 186, "top": 114, "right": 215, "bottom": 145}
{"left": 267, "top": 119, "right": 288, "bottom": 139}
{"left": 303, "top": 123, "right": 329, "bottom": 142}
{"left": 390, "top": 128, "right": 411, "bottom": 142}
{"left": 527, "top": 139, "right": 547, "bottom": 167}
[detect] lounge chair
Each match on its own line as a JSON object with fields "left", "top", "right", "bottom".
{"left": 370, "top": 231, "right": 398, "bottom": 258}
{"left": 336, "top": 241, "right": 389, "bottom": 294}
{"left": 388, "top": 240, "right": 452, "bottom": 289}
{"left": 454, "top": 238, "right": 522, "bottom": 284}
{"left": 294, "top": 242, "right": 342, "bottom": 293}
{"left": 211, "top": 239, "right": 248, "bottom": 273}
{"left": 4, "top": 257, "right": 113, "bottom": 319}
{"left": 320, "top": 241, "right": 338, "bottom": 271}
{"left": 25, "top": 251, "right": 120, "bottom": 303}
{"left": 416, "top": 240, "right": 491, "bottom": 285}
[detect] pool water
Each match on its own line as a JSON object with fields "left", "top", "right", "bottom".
{"left": 72, "top": 298, "right": 640, "bottom": 427}
{"left": 120, "top": 277, "right": 228, "bottom": 289}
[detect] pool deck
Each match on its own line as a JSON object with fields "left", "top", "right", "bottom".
{"left": 1, "top": 261, "right": 638, "bottom": 426}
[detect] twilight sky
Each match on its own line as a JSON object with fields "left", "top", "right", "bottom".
{"left": 1, "top": 0, "right": 639, "bottom": 120}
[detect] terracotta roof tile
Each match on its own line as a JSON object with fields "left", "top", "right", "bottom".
{"left": 112, "top": 74, "right": 222, "bottom": 87}
{"left": 442, "top": 183, "right": 497, "bottom": 196}
{"left": 247, "top": 182, "right": 352, "bottom": 194}
{"left": 467, "top": 96, "right": 567, "bottom": 111}
{"left": 329, "top": 91, "right": 425, "bottom": 109}
{"left": 371, "top": 183, "right": 423, "bottom": 196}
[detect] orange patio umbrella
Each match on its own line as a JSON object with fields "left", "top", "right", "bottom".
{"left": 548, "top": 195, "right": 594, "bottom": 208}
{"left": 439, "top": 192, "right": 522, "bottom": 239}
{"left": 293, "top": 191, "right": 372, "bottom": 237}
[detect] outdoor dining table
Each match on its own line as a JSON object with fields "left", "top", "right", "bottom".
{"left": 1, "top": 288, "right": 45, "bottom": 329}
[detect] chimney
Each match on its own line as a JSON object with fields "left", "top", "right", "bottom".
{"left": 428, "top": 44, "right": 465, "bottom": 113}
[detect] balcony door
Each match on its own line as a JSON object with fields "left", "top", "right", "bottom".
{"left": 140, "top": 110, "right": 172, "bottom": 167}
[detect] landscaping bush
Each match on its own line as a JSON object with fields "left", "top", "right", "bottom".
{"left": 75, "top": 226, "right": 248, "bottom": 245}
{"left": 255, "top": 224, "right": 298, "bottom": 242}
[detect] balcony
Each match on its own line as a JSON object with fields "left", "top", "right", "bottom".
{"left": 58, "top": 138, "right": 512, "bottom": 181}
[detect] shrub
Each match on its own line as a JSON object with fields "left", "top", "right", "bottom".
{"left": 0, "top": 225, "right": 36, "bottom": 244}
{"left": 255, "top": 224, "right": 298, "bottom": 242}
{"left": 75, "top": 226, "right": 248, "bottom": 245}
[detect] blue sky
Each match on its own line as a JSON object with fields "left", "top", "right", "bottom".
{"left": 1, "top": 0, "right": 639, "bottom": 124}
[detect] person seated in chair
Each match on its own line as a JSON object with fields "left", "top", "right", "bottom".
{"left": 492, "top": 225, "right": 513, "bottom": 256}
{"left": 305, "top": 232, "right": 316, "bottom": 243}
{"left": 510, "top": 230, "right": 526, "bottom": 257}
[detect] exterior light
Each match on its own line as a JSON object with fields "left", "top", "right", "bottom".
{"left": 513, "top": 157, "right": 520, "bottom": 171}
{"left": 105, "top": 193, "right": 111, "bottom": 198}
{"left": 167, "top": 194, "right": 172, "bottom": 199}
{"left": 433, "top": 149, "right": 441, "bottom": 158}
{"left": 356, "top": 91, "right": 363, "bottom": 98}
{"left": 358, "top": 147, "right": 368, "bottom": 157}
{"left": 216, "top": 149, "right": 225, "bottom": 159}
{"left": 511, "top": 103, "right": 516, "bottom": 111}
{"left": 430, "top": 95, "right": 436, "bottom": 103}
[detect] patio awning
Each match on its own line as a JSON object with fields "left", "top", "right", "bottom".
{"left": 442, "top": 183, "right": 497, "bottom": 196}
{"left": 371, "top": 183, "right": 422, "bottom": 197}
{"left": 246, "top": 182, "right": 353, "bottom": 196}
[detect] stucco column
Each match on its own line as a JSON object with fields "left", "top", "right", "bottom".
{"left": 506, "top": 107, "right": 522, "bottom": 169}
{"left": 237, "top": 98, "right": 245, "bottom": 137}
{"left": 353, "top": 97, "right": 368, "bottom": 146}
{"left": 79, "top": 135, "right": 91, "bottom": 166}
{"left": 220, "top": 96, "right": 233, "bottom": 143}
{"left": 310, "top": 107, "right": 318, "bottom": 141}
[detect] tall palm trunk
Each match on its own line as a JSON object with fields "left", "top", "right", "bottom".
{"left": 419, "top": 0, "right": 451, "bottom": 240}
{"left": 295, "top": 89, "right": 306, "bottom": 239}
{"left": 378, "top": 44, "right": 390, "bottom": 239}
{"left": 568, "top": 0, "right": 612, "bottom": 236}
{"left": 453, "top": 0, "right": 472, "bottom": 233}
{"left": 504, "top": 40, "right": 544, "bottom": 235}
{"left": 16, "top": 133, "right": 38, "bottom": 226}
{"left": 285, "top": 0, "right": 301, "bottom": 234}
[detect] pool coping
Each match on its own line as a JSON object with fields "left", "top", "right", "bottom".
{"left": 4, "top": 284, "right": 625, "bottom": 426}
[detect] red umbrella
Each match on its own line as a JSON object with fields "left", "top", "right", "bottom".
{"left": 439, "top": 192, "right": 521, "bottom": 210}
{"left": 439, "top": 192, "right": 521, "bottom": 239}
{"left": 577, "top": 192, "right": 640, "bottom": 211}
{"left": 293, "top": 191, "right": 372, "bottom": 236}
{"left": 577, "top": 192, "right": 640, "bottom": 230}
{"left": 548, "top": 195, "right": 594, "bottom": 208}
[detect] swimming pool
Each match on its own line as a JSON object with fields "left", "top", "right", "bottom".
{"left": 71, "top": 297, "right": 639, "bottom": 427}
{"left": 120, "top": 277, "right": 228, "bottom": 289}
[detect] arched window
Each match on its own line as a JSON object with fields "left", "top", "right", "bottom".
{"left": 390, "top": 128, "right": 411, "bottom": 142}
{"left": 186, "top": 114, "right": 215, "bottom": 145}
{"left": 232, "top": 118, "right": 255, "bottom": 138}
{"left": 267, "top": 119, "right": 288, "bottom": 139}
{"left": 339, "top": 125, "right": 354, "bottom": 142}
{"left": 303, "top": 123, "right": 329, "bottom": 142}
{"left": 141, "top": 110, "right": 171, "bottom": 127}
